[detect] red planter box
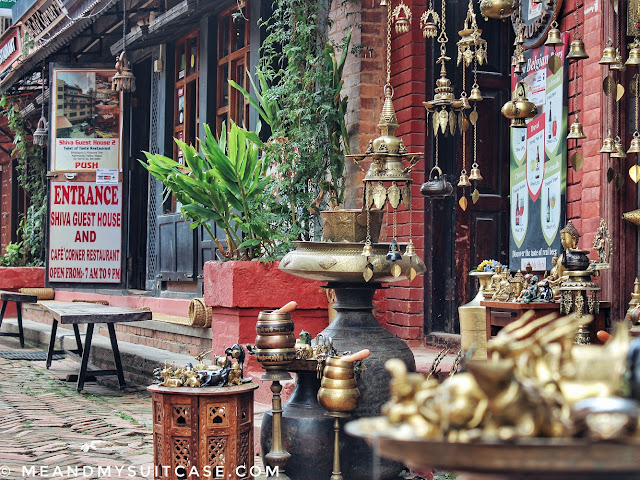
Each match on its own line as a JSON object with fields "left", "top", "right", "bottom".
{"left": 0, "top": 267, "right": 45, "bottom": 316}
{"left": 203, "top": 261, "right": 329, "bottom": 373}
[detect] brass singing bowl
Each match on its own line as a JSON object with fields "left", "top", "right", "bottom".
{"left": 318, "top": 385, "right": 360, "bottom": 412}
{"left": 254, "top": 348, "right": 297, "bottom": 370}
{"left": 321, "top": 377, "right": 358, "bottom": 390}
{"left": 255, "top": 333, "right": 296, "bottom": 349}
{"left": 279, "top": 241, "right": 426, "bottom": 283}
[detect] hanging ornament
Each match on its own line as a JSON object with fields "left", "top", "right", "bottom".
{"left": 33, "top": 65, "right": 48, "bottom": 146}
{"left": 420, "top": 4, "right": 440, "bottom": 38}
{"left": 627, "top": 39, "right": 640, "bottom": 66}
{"left": 112, "top": 0, "right": 136, "bottom": 93}
{"left": 600, "top": 39, "right": 617, "bottom": 65}
{"left": 393, "top": 2, "right": 412, "bottom": 34}
{"left": 479, "top": 0, "right": 516, "bottom": 20}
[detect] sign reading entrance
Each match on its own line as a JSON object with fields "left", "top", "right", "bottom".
{"left": 48, "top": 182, "right": 122, "bottom": 283}
{"left": 51, "top": 66, "right": 122, "bottom": 172}
{"left": 509, "top": 34, "right": 568, "bottom": 272}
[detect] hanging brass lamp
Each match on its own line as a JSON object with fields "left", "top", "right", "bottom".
{"left": 628, "top": 132, "right": 640, "bottom": 154}
{"left": 479, "top": 0, "right": 516, "bottom": 20}
{"left": 627, "top": 40, "right": 640, "bottom": 66}
{"left": 567, "top": 36, "right": 589, "bottom": 60}
{"left": 544, "top": 22, "right": 564, "bottom": 47}
{"left": 33, "top": 65, "right": 48, "bottom": 146}
{"left": 600, "top": 134, "right": 616, "bottom": 153}
{"left": 567, "top": 117, "right": 587, "bottom": 140}
{"left": 600, "top": 40, "right": 617, "bottom": 65}
{"left": 112, "top": 0, "right": 136, "bottom": 93}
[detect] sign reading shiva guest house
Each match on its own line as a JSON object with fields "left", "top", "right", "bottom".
{"left": 51, "top": 66, "right": 122, "bottom": 171}
{"left": 48, "top": 183, "right": 122, "bottom": 283}
{"left": 509, "top": 34, "right": 568, "bottom": 272}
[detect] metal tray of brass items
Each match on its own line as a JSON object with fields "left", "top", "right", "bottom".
{"left": 345, "top": 417, "right": 640, "bottom": 479}
{"left": 279, "top": 241, "right": 426, "bottom": 283}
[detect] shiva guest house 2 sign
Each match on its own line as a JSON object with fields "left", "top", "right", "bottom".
{"left": 48, "top": 182, "right": 122, "bottom": 283}
{"left": 50, "top": 65, "right": 122, "bottom": 171}
{"left": 509, "top": 34, "right": 568, "bottom": 272}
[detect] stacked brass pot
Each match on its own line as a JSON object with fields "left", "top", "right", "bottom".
{"left": 318, "top": 356, "right": 361, "bottom": 413}
{"left": 254, "top": 310, "right": 297, "bottom": 370}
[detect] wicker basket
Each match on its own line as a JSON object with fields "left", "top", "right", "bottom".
{"left": 188, "top": 298, "right": 212, "bottom": 328}
{"left": 19, "top": 287, "right": 54, "bottom": 300}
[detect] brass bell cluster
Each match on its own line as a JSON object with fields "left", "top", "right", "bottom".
{"left": 600, "top": 36, "right": 628, "bottom": 159}
{"left": 502, "top": 81, "right": 538, "bottom": 128}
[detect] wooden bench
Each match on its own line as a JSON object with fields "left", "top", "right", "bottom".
{"left": 40, "top": 302, "right": 152, "bottom": 392}
{"left": 0, "top": 290, "right": 38, "bottom": 348}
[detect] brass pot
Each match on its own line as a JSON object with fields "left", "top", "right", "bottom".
{"left": 320, "top": 209, "right": 383, "bottom": 243}
{"left": 320, "top": 377, "right": 358, "bottom": 390}
{"left": 317, "top": 385, "right": 361, "bottom": 412}
{"left": 479, "top": 0, "right": 516, "bottom": 19}
{"left": 255, "top": 311, "right": 296, "bottom": 349}
{"left": 254, "top": 347, "right": 297, "bottom": 370}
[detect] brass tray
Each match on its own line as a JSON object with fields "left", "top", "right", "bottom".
{"left": 345, "top": 417, "right": 640, "bottom": 478}
{"left": 279, "top": 241, "right": 426, "bottom": 283}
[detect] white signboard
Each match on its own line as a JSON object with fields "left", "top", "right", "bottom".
{"left": 51, "top": 67, "right": 122, "bottom": 171}
{"left": 48, "top": 182, "right": 122, "bottom": 283}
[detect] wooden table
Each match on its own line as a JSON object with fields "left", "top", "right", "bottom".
{"left": 481, "top": 300, "right": 609, "bottom": 343}
{"left": 41, "top": 302, "right": 152, "bottom": 392}
{"left": 149, "top": 383, "right": 258, "bottom": 480}
{"left": 0, "top": 291, "right": 37, "bottom": 348}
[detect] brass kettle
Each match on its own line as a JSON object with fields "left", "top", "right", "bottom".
{"left": 502, "top": 81, "right": 538, "bottom": 126}
{"left": 421, "top": 166, "right": 454, "bottom": 198}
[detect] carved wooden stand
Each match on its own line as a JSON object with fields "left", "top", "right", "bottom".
{"left": 149, "top": 383, "right": 258, "bottom": 480}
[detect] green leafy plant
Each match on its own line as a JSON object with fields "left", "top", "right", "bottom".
{"left": 230, "top": 3, "right": 353, "bottom": 238}
{"left": 0, "top": 94, "right": 47, "bottom": 266}
{"left": 142, "top": 120, "right": 280, "bottom": 260}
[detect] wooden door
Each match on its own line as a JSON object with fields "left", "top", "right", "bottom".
{"left": 426, "top": 6, "right": 512, "bottom": 334}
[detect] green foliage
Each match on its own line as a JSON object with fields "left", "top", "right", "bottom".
{"left": 231, "top": 1, "right": 353, "bottom": 238}
{"left": 142, "top": 121, "right": 284, "bottom": 260}
{"left": 0, "top": 94, "right": 47, "bottom": 266}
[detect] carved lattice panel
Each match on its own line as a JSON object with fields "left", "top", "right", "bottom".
{"left": 238, "top": 431, "right": 250, "bottom": 470}
{"left": 206, "top": 404, "right": 228, "bottom": 427}
{"left": 238, "top": 396, "right": 251, "bottom": 424}
{"left": 154, "top": 401, "right": 163, "bottom": 425}
{"left": 172, "top": 405, "right": 191, "bottom": 428}
{"left": 172, "top": 438, "right": 192, "bottom": 479}
{"left": 207, "top": 436, "right": 227, "bottom": 470}
{"left": 154, "top": 433, "right": 163, "bottom": 477}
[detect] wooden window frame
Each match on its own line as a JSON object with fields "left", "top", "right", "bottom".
{"left": 173, "top": 29, "right": 200, "bottom": 164}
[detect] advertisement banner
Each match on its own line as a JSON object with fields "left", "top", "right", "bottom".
{"left": 48, "top": 182, "right": 122, "bottom": 283}
{"left": 51, "top": 66, "right": 122, "bottom": 171}
{"left": 509, "top": 34, "right": 568, "bottom": 272}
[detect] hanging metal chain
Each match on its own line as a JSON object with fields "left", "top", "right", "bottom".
{"left": 636, "top": 74, "right": 639, "bottom": 132}
{"left": 393, "top": 207, "right": 397, "bottom": 239}
{"left": 472, "top": 56, "right": 479, "bottom": 170}
{"left": 435, "top": 131, "right": 439, "bottom": 168}
{"left": 40, "top": 63, "right": 46, "bottom": 117}
{"left": 386, "top": 0, "right": 392, "bottom": 85}
{"left": 437, "top": 0, "right": 447, "bottom": 51}
{"left": 122, "top": 0, "right": 127, "bottom": 53}
{"left": 461, "top": 66, "right": 467, "bottom": 174}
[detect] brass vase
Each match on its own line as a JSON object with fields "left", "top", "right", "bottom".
{"left": 458, "top": 271, "right": 492, "bottom": 359}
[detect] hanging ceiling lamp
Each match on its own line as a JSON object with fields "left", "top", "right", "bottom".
{"left": 33, "top": 65, "right": 48, "bottom": 146}
{"left": 112, "top": 0, "right": 136, "bottom": 93}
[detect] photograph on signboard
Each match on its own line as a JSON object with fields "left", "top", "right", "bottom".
{"left": 51, "top": 67, "right": 122, "bottom": 171}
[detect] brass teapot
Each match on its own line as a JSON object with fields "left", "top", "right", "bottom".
{"left": 420, "top": 166, "right": 454, "bottom": 198}
{"left": 502, "top": 81, "right": 538, "bottom": 127}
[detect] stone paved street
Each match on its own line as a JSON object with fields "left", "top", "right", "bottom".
{"left": 0, "top": 336, "right": 154, "bottom": 479}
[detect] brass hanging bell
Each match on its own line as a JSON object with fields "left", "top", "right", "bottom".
{"left": 545, "top": 22, "right": 564, "bottom": 47}
{"left": 458, "top": 171, "right": 471, "bottom": 187}
{"left": 33, "top": 116, "right": 48, "bottom": 146}
{"left": 460, "top": 95, "right": 471, "bottom": 110}
{"left": 405, "top": 240, "right": 416, "bottom": 257}
{"left": 514, "top": 62, "right": 524, "bottom": 75}
{"left": 469, "top": 165, "right": 483, "bottom": 181}
{"left": 517, "top": 51, "right": 526, "bottom": 65}
{"left": 469, "top": 84, "right": 483, "bottom": 102}
{"left": 610, "top": 50, "right": 626, "bottom": 71}
{"left": 600, "top": 45, "right": 617, "bottom": 65}
{"left": 386, "top": 239, "right": 402, "bottom": 262}
{"left": 627, "top": 42, "right": 640, "bottom": 66}
{"left": 611, "top": 137, "right": 627, "bottom": 158}
{"left": 567, "top": 118, "right": 586, "bottom": 139}
{"left": 628, "top": 132, "right": 640, "bottom": 153}
{"left": 380, "top": 0, "right": 388, "bottom": 6}
{"left": 600, "top": 134, "right": 616, "bottom": 153}
{"left": 567, "top": 37, "right": 589, "bottom": 60}
{"left": 361, "top": 242, "right": 373, "bottom": 257}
